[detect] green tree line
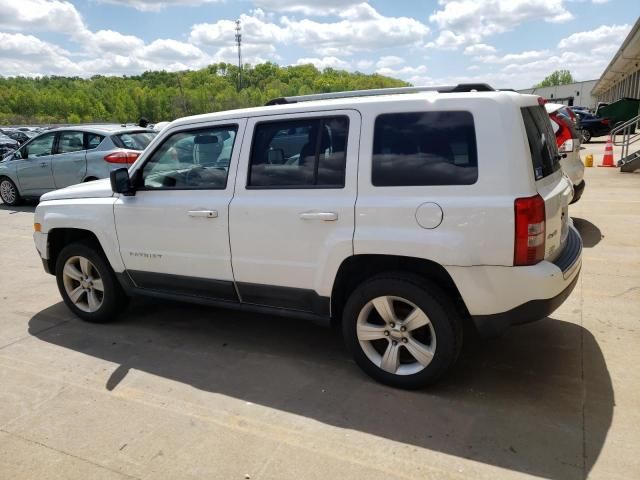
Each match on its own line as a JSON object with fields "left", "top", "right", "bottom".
{"left": 0, "top": 63, "right": 408, "bottom": 125}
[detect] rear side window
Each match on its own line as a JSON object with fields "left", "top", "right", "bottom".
{"left": 114, "top": 131, "right": 157, "bottom": 150}
{"left": 57, "top": 131, "right": 84, "bottom": 154}
{"left": 85, "top": 133, "right": 105, "bottom": 150}
{"left": 372, "top": 112, "right": 478, "bottom": 186}
{"left": 521, "top": 106, "right": 561, "bottom": 180}
{"left": 248, "top": 116, "right": 348, "bottom": 188}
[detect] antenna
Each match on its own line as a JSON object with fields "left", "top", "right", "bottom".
{"left": 235, "top": 19, "right": 242, "bottom": 91}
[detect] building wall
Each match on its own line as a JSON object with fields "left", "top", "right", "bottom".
{"left": 517, "top": 80, "right": 598, "bottom": 107}
{"left": 594, "top": 67, "right": 640, "bottom": 104}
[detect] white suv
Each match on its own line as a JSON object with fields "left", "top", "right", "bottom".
{"left": 33, "top": 84, "right": 582, "bottom": 389}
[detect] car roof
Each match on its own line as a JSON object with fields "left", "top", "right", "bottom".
{"left": 43, "top": 124, "right": 156, "bottom": 136}
{"left": 169, "top": 90, "right": 539, "bottom": 129}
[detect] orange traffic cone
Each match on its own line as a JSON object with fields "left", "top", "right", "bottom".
{"left": 599, "top": 136, "right": 616, "bottom": 167}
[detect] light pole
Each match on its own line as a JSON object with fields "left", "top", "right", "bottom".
{"left": 235, "top": 20, "right": 242, "bottom": 91}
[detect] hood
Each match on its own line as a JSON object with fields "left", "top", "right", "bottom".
{"left": 40, "top": 178, "right": 114, "bottom": 201}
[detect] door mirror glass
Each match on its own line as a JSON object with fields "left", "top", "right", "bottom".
{"left": 110, "top": 168, "right": 135, "bottom": 196}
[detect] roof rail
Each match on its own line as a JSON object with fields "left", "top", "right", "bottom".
{"left": 265, "top": 83, "right": 495, "bottom": 106}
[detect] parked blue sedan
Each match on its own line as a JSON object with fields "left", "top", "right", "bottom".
{"left": 573, "top": 111, "right": 611, "bottom": 143}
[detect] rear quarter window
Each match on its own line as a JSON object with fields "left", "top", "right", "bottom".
{"left": 113, "top": 131, "right": 157, "bottom": 150}
{"left": 372, "top": 111, "right": 478, "bottom": 186}
{"left": 521, "top": 106, "right": 561, "bottom": 180}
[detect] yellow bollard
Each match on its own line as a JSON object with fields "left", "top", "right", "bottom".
{"left": 584, "top": 154, "right": 593, "bottom": 167}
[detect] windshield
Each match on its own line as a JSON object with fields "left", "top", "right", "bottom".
{"left": 113, "top": 131, "right": 157, "bottom": 151}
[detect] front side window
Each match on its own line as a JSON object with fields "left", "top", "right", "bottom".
{"left": 248, "top": 116, "right": 348, "bottom": 188}
{"left": 22, "top": 133, "right": 56, "bottom": 159}
{"left": 372, "top": 111, "right": 478, "bottom": 187}
{"left": 57, "top": 131, "right": 85, "bottom": 154}
{"left": 141, "top": 126, "right": 237, "bottom": 190}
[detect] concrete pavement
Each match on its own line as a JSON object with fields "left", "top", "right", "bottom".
{"left": 0, "top": 155, "right": 638, "bottom": 479}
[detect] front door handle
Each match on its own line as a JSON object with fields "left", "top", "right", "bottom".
{"left": 299, "top": 211, "right": 338, "bottom": 221}
{"left": 188, "top": 210, "right": 218, "bottom": 218}
{"left": 40, "top": 162, "right": 47, "bottom": 168}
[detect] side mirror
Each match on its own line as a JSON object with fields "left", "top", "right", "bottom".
{"left": 110, "top": 168, "right": 135, "bottom": 196}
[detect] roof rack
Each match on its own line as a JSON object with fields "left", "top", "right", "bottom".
{"left": 265, "top": 83, "right": 495, "bottom": 106}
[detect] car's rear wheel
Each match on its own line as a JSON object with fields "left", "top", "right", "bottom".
{"left": 342, "top": 273, "right": 462, "bottom": 389}
{"left": 0, "top": 177, "right": 22, "bottom": 206}
{"left": 580, "top": 129, "right": 592, "bottom": 143}
{"left": 56, "top": 242, "right": 127, "bottom": 323}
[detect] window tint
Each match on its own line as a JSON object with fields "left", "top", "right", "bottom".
{"left": 372, "top": 112, "right": 478, "bottom": 187}
{"left": 115, "top": 131, "right": 156, "bottom": 150}
{"left": 57, "top": 131, "right": 84, "bottom": 154}
{"left": 24, "top": 133, "right": 55, "bottom": 158}
{"left": 248, "top": 116, "right": 348, "bottom": 188}
{"left": 86, "top": 133, "right": 104, "bottom": 150}
{"left": 141, "top": 126, "right": 237, "bottom": 190}
{"left": 521, "top": 106, "right": 561, "bottom": 180}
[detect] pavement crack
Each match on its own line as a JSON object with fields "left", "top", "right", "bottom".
{"left": 0, "top": 428, "right": 141, "bottom": 480}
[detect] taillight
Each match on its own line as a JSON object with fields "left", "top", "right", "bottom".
{"left": 600, "top": 118, "right": 609, "bottom": 125}
{"left": 550, "top": 113, "right": 573, "bottom": 153}
{"left": 104, "top": 151, "right": 140, "bottom": 164}
{"left": 514, "top": 195, "right": 546, "bottom": 266}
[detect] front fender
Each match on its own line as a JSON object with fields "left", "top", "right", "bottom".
{"left": 37, "top": 198, "right": 124, "bottom": 272}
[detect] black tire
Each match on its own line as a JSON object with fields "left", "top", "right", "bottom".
{"left": 55, "top": 242, "right": 127, "bottom": 323}
{"left": 0, "top": 177, "right": 22, "bottom": 206}
{"left": 342, "top": 273, "right": 462, "bottom": 389}
{"left": 580, "top": 129, "right": 591, "bottom": 144}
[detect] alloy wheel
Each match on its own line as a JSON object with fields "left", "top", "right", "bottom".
{"left": 0, "top": 180, "right": 16, "bottom": 204}
{"left": 356, "top": 295, "right": 436, "bottom": 376}
{"left": 62, "top": 256, "right": 104, "bottom": 313}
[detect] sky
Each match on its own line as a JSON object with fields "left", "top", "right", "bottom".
{"left": 0, "top": 0, "right": 638, "bottom": 89}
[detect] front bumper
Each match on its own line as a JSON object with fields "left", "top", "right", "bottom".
{"left": 33, "top": 231, "right": 50, "bottom": 273}
{"left": 570, "top": 180, "right": 585, "bottom": 204}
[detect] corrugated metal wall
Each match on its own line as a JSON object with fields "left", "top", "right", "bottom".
{"left": 595, "top": 68, "right": 640, "bottom": 103}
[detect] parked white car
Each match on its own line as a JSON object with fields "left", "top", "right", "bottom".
{"left": 545, "top": 103, "right": 585, "bottom": 204}
{"left": 33, "top": 85, "right": 582, "bottom": 389}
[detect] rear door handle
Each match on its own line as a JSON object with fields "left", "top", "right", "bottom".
{"left": 188, "top": 210, "right": 218, "bottom": 218}
{"left": 299, "top": 211, "right": 338, "bottom": 221}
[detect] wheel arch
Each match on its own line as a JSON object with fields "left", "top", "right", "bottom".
{"left": 330, "top": 254, "right": 470, "bottom": 327}
{"left": 46, "top": 228, "right": 107, "bottom": 274}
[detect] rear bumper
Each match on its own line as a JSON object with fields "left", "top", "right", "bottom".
{"left": 448, "top": 226, "right": 582, "bottom": 338}
{"left": 471, "top": 270, "right": 580, "bottom": 337}
{"left": 570, "top": 180, "right": 586, "bottom": 204}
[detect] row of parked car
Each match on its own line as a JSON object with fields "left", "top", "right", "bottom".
{"left": 0, "top": 124, "right": 157, "bottom": 205}
{"left": 0, "top": 126, "right": 45, "bottom": 157}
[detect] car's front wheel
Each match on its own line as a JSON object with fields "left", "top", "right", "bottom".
{"left": 0, "top": 177, "right": 22, "bottom": 206}
{"left": 55, "top": 242, "right": 127, "bottom": 323}
{"left": 342, "top": 274, "right": 462, "bottom": 389}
